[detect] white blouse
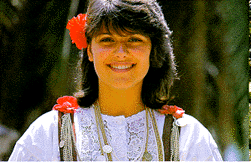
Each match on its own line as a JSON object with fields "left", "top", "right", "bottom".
{"left": 8, "top": 106, "right": 223, "bottom": 161}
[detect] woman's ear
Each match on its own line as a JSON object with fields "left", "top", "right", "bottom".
{"left": 87, "top": 45, "right": 94, "bottom": 62}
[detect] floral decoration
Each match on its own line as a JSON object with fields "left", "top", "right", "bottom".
{"left": 66, "top": 13, "right": 87, "bottom": 50}
{"left": 53, "top": 96, "right": 79, "bottom": 113}
{"left": 158, "top": 105, "right": 185, "bottom": 119}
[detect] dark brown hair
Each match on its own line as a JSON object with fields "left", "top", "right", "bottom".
{"left": 75, "top": 0, "right": 178, "bottom": 109}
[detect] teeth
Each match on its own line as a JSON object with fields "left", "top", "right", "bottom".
{"left": 110, "top": 65, "right": 133, "bottom": 69}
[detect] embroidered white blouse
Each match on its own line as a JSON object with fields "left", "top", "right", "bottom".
{"left": 9, "top": 106, "right": 223, "bottom": 161}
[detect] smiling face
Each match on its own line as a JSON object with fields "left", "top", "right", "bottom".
{"left": 87, "top": 27, "right": 152, "bottom": 90}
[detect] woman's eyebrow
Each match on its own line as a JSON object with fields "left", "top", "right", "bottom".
{"left": 96, "top": 33, "right": 110, "bottom": 36}
{"left": 94, "top": 33, "right": 112, "bottom": 40}
{"left": 95, "top": 32, "right": 146, "bottom": 39}
{"left": 95, "top": 33, "right": 113, "bottom": 38}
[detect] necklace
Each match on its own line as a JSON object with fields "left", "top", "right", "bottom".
{"left": 149, "top": 109, "right": 164, "bottom": 161}
{"left": 93, "top": 101, "right": 164, "bottom": 161}
{"left": 94, "top": 102, "right": 112, "bottom": 161}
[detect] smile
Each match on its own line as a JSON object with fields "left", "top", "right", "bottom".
{"left": 110, "top": 64, "right": 133, "bottom": 69}
{"left": 108, "top": 63, "right": 136, "bottom": 72}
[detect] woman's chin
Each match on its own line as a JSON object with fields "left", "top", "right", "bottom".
{"left": 101, "top": 79, "right": 143, "bottom": 90}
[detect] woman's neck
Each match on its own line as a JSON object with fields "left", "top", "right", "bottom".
{"left": 98, "top": 81, "right": 145, "bottom": 117}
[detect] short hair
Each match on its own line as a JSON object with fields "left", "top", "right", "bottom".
{"left": 75, "top": 0, "right": 178, "bottom": 109}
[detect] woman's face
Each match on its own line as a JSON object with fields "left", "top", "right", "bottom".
{"left": 87, "top": 27, "right": 152, "bottom": 89}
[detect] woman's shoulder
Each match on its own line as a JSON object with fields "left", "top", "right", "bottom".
{"left": 17, "top": 110, "right": 58, "bottom": 145}
{"left": 34, "top": 110, "right": 58, "bottom": 124}
{"left": 25, "top": 110, "right": 58, "bottom": 132}
{"left": 181, "top": 114, "right": 205, "bottom": 126}
{"left": 9, "top": 110, "right": 60, "bottom": 161}
{"left": 180, "top": 114, "right": 213, "bottom": 135}
{"left": 180, "top": 114, "right": 215, "bottom": 141}
{"left": 179, "top": 114, "right": 223, "bottom": 160}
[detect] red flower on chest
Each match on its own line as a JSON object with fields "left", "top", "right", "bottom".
{"left": 53, "top": 96, "right": 79, "bottom": 113}
{"left": 158, "top": 105, "right": 185, "bottom": 119}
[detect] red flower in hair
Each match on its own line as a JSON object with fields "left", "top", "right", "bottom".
{"left": 53, "top": 96, "right": 79, "bottom": 113}
{"left": 66, "top": 13, "right": 87, "bottom": 50}
{"left": 158, "top": 105, "right": 185, "bottom": 119}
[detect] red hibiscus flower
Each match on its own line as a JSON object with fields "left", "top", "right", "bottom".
{"left": 158, "top": 105, "right": 185, "bottom": 119}
{"left": 66, "top": 13, "right": 87, "bottom": 50}
{"left": 53, "top": 96, "right": 79, "bottom": 113}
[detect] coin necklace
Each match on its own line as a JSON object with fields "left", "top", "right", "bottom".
{"left": 94, "top": 102, "right": 112, "bottom": 161}
{"left": 141, "top": 109, "right": 164, "bottom": 161}
{"left": 149, "top": 109, "right": 164, "bottom": 161}
{"left": 93, "top": 102, "right": 163, "bottom": 161}
{"left": 94, "top": 102, "right": 150, "bottom": 161}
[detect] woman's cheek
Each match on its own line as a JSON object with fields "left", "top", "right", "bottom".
{"left": 129, "top": 48, "right": 151, "bottom": 60}
{"left": 93, "top": 49, "right": 112, "bottom": 62}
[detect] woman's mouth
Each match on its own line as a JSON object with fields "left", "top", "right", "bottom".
{"left": 108, "top": 63, "right": 136, "bottom": 72}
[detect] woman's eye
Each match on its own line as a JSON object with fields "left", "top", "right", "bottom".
{"left": 100, "top": 37, "right": 114, "bottom": 42}
{"left": 128, "top": 38, "right": 142, "bottom": 42}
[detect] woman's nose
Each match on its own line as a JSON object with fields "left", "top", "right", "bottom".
{"left": 114, "top": 43, "right": 128, "bottom": 58}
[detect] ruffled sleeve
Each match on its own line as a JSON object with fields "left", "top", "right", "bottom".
{"left": 179, "top": 114, "right": 223, "bottom": 161}
{"left": 8, "top": 110, "right": 60, "bottom": 161}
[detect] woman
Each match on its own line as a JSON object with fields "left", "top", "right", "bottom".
{"left": 9, "top": 0, "right": 223, "bottom": 161}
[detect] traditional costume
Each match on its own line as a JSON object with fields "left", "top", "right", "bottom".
{"left": 9, "top": 97, "right": 222, "bottom": 161}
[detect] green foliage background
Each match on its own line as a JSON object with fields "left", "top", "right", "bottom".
{"left": 249, "top": 0, "right": 251, "bottom": 160}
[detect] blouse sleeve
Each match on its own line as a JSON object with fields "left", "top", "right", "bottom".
{"left": 179, "top": 114, "right": 223, "bottom": 161}
{"left": 8, "top": 110, "right": 60, "bottom": 161}
{"left": 8, "top": 143, "right": 40, "bottom": 161}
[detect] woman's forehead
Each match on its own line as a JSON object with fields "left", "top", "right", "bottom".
{"left": 93, "top": 23, "right": 143, "bottom": 37}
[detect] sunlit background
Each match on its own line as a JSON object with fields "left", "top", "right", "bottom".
{"left": 0, "top": 0, "right": 249, "bottom": 160}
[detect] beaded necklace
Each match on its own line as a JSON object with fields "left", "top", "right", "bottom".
{"left": 93, "top": 101, "right": 164, "bottom": 161}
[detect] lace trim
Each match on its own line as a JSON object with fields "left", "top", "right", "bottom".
{"left": 75, "top": 108, "right": 101, "bottom": 161}
{"left": 75, "top": 107, "right": 159, "bottom": 161}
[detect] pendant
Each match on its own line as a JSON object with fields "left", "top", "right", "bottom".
{"left": 142, "top": 152, "right": 153, "bottom": 161}
{"left": 103, "top": 145, "right": 113, "bottom": 153}
{"left": 96, "top": 155, "right": 106, "bottom": 161}
{"left": 59, "top": 140, "right": 64, "bottom": 148}
{"left": 175, "top": 117, "right": 187, "bottom": 127}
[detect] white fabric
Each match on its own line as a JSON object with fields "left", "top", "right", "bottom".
{"left": 8, "top": 106, "right": 223, "bottom": 161}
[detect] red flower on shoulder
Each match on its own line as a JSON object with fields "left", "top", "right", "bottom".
{"left": 66, "top": 13, "right": 87, "bottom": 50}
{"left": 53, "top": 96, "right": 79, "bottom": 113}
{"left": 158, "top": 105, "right": 185, "bottom": 119}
